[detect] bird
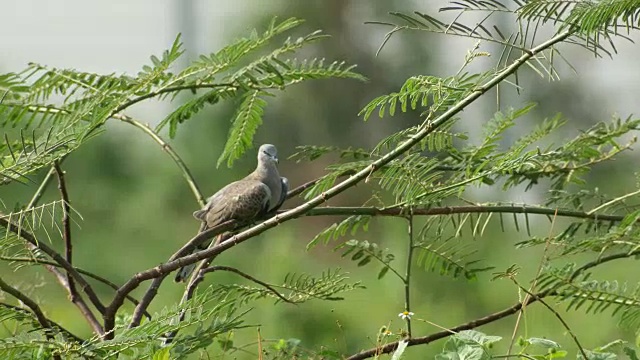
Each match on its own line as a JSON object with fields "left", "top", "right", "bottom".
{"left": 174, "top": 144, "right": 288, "bottom": 282}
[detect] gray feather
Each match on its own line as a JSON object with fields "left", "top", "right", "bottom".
{"left": 175, "top": 144, "right": 286, "bottom": 282}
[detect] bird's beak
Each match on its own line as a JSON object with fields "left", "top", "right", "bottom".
{"left": 273, "top": 156, "right": 279, "bottom": 164}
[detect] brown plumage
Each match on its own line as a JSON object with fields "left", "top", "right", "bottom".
{"left": 175, "top": 144, "right": 287, "bottom": 282}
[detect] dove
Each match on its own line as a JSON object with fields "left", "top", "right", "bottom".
{"left": 175, "top": 144, "right": 288, "bottom": 282}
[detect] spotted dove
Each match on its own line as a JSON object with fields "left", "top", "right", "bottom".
{"left": 174, "top": 144, "right": 288, "bottom": 282}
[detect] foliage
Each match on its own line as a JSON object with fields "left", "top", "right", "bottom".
{"left": 2, "top": 1, "right": 640, "bottom": 359}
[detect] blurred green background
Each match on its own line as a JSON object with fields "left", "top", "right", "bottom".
{"left": 1, "top": 1, "right": 639, "bottom": 358}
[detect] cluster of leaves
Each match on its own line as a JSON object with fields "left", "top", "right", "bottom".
{"left": 3, "top": 1, "right": 640, "bottom": 359}
{"left": 428, "top": 329, "right": 637, "bottom": 360}
{"left": 0, "top": 17, "right": 365, "bottom": 187}
{"left": 0, "top": 15, "right": 366, "bottom": 360}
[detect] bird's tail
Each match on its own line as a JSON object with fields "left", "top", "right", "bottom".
{"left": 174, "top": 229, "right": 229, "bottom": 283}
{"left": 174, "top": 240, "right": 209, "bottom": 283}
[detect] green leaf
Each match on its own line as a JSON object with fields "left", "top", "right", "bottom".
{"left": 152, "top": 347, "right": 171, "bottom": 360}
{"left": 217, "top": 90, "right": 268, "bottom": 168}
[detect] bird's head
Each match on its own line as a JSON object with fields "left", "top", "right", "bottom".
{"left": 258, "top": 144, "right": 279, "bottom": 165}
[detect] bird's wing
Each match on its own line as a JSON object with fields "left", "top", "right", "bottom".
{"left": 195, "top": 180, "right": 271, "bottom": 229}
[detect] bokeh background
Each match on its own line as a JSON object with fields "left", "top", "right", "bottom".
{"left": 1, "top": 1, "right": 639, "bottom": 358}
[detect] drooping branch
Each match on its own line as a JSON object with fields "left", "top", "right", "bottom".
{"left": 11, "top": 106, "right": 206, "bottom": 208}
{"left": 162, "top": 261, "right": 296, "bottom": 345}
{"left": 0, "top": 276, "right": 61, "bottom": 358}
{"left": 113, "top": 114, "right": 206, "bottom": 207}
{"left": 103, "top": 29, "right": 573, "bottom": 338}
{"left": 0, "top": 216, "right": 107, "bottom": 316}
{"left": 0, "top": 302, "right": 84, "bottom": 343}
{"left": 0, "top": 256, "right": 150, "bottom": 319}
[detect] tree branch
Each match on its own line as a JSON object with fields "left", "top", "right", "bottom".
{"left": 0, "top": 276, "right": 61, "bottom": 359}
{"left": 103, "top": 29, "right": 573, "bottom": 338}
{"left": 34, "top": 256, "right": 104, "bottom": 336}
{"left": 111, "top": 83, "right": 235, "bottom": 116}
{"left": 346, "top": 291, "right": 547, "bottom": 360}
{"left": 0, "top": 256, "right": 150, "bottom": 319}
{"left": 9, "top": 162, "right": 105, "bottom": 335}
{"left": 0, "top": 302, "right": 84, "bottom": 343}
{"left": 202, "top": 265, "right": 295, "bottom": 304}
{"left": 53, "top": 162, "right": 76, "bottom": 303}
{"left": 113, "top": 114, "right": 206, "bottom": 207}
{"left": 301, "top": 205, "right": 629, "bottom": 222}
{"left": 346, "top": 250, "right": 640, "bottom": 359}
{"left": 102, "top": 221, "right": 235, "bottom": 336}
{"left": 0, "top": 216, "right": 107, "bottom": 317}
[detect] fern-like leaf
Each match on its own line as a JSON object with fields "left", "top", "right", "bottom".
{"left": 217, "top": 90, "right": 269, "bottom": 168}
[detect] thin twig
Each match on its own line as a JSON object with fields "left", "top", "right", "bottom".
{"left": 111, "top": 83, "right": 235, "bottom": 116}
{"left": 0, "top": 216, "right": 107, "bottom": 317}
{"left": 0, "top": 302, "right": 84, "bottom": 343}
{"left": 114, "top": 114, "right": 206, "bottom": 207}
{"left": 107, "top": 221, "right": 235, "bottom": 335}
{"left": 515, "top": 283, "right": 588, "bottom": 359}
{"left": 346, "top": 291, "right": 547, "bottom": 360}
{"left": 587, "top": 188, "right": 640, "bottom": 215}
{"left": 202, "top": 265, "right": 294, "bottom": 304}
{"left": 53, "top": 162, "right": 76, "bottom": 303}
{"left": 103, "top": 30, "right": 573, "bottom": 338}
{"left": 0, "top": 277, "right": 62, "bottom": 360}
{"left": 508, "top": 209, "right": 557, "bottom": 354}
{"left": 26, "top": 166, "right": 57, "bottom": 209}
{"left": 403, "top": 213, "right": 414, "bottom": 338}
{"left": 0, "top": 256, "right": 150, "bottom": 318}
